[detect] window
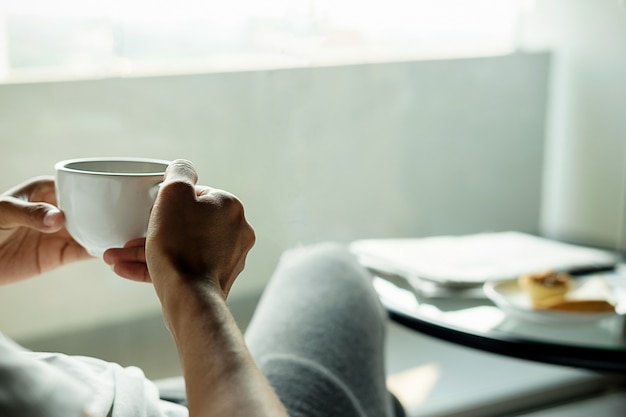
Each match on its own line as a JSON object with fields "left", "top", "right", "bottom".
{"left": 0, "top": 0, "right": 531, "bottom": 83}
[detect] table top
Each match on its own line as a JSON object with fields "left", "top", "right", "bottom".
{"left": 371, "top": 269, "right": 626, "bottom": 373}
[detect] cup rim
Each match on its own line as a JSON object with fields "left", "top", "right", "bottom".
{"left": 55, "top": 157, "right": 172, "bottom": 177}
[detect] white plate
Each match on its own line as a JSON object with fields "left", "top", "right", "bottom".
{"left": 483, "top": 277, "right": 618, "bottom": 324}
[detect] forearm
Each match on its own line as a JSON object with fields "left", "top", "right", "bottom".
{"left": 162, "top": 281, "right": 288, "bottom": 417}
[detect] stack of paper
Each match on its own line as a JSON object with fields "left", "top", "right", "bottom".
{"left": 350, "top": 232, "right": 621, "bottom": 286}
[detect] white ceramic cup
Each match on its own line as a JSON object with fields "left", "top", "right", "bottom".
{"left": 55, "top": 157, "right": 171, "bottom": 257}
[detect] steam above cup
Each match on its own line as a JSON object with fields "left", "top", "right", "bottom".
{"left": 55, "top": 157, "right": 171, "bottom": 257}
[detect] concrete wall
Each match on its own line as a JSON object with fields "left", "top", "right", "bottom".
{"left": 0, "top": 53, "right": 549, "bottom": 340}
{"left": 522, "top": 0, "right": 626, "bottom": 249}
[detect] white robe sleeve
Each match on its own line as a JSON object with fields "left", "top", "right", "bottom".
{"left": 0, "top": 333, "right": 92, "bottom": 417}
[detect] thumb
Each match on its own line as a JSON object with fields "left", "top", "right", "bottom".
{"left": 155, "top": 159, "right": 199, "bottom": 204}
{"left": 0, "top": 196, "right": 64, "bottom": 232}
{"left": 163, "top": 159, "right": 198, "bottom": 187}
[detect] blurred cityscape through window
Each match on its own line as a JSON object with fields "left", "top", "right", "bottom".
{"left": 0, "top": 0, "right": 531, "bottom": 83}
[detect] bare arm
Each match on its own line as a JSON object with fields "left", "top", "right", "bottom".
{"left": 164, "top": 282, "right": 287, "bottom": 417}
{"left": 105, "top": 160, "right": 288, "bottom": 417}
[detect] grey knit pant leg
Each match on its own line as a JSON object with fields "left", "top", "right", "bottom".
{"left": 244, "top": 243, "right": 394, "bottom": 417}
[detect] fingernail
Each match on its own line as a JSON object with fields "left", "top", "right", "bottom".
{"left": 43, "top": 208, "right": 61, "bottom": 227}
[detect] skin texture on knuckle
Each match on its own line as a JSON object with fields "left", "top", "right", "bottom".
{"left": 221, "top": 193, "right": 255, "bottom": 246}
{"left": 213, "top": 192, "right": 248, "bottom": 222}
{"left": 218, "top": 195, "right": 256, "bottom": 251}
{"left": 25, "top": 202, "right": 50, "bottom": 217}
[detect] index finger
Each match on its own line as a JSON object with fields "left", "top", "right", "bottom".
{"left": 163, "top": 159, "right": 198, "bottom": 186}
